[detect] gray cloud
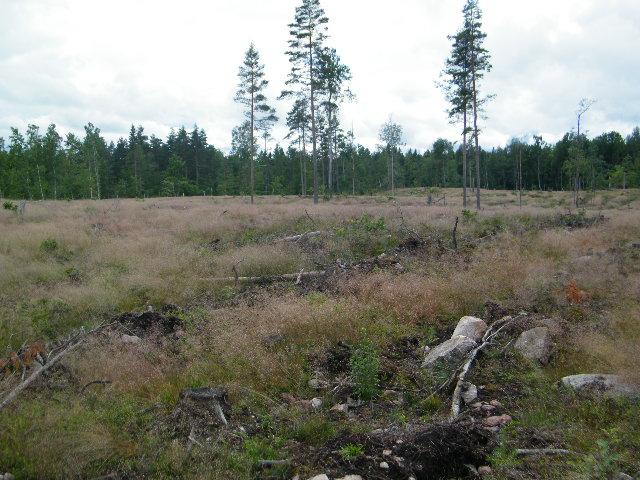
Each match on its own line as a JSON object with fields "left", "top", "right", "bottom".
{"left": 1, "top": 0, "right": 639, "bottom": 151}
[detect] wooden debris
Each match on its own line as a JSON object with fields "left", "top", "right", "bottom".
{"left": 450, "top": 315, "right": 520, "bottom": 419}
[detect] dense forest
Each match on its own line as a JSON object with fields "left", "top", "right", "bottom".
{"left": 1, "top": 0, "right": 639, "bottom": 202}
{"left": 1, "top": 123, "right": 639, "bottom": 201}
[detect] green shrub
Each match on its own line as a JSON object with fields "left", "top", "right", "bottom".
{"left": 461, "top": 209, "right": 478, "bottom": 222}
{"left": 40, "top": 238, "right": 58, "bottom": 252}
{"left": 335, "top": 213, "right": 397, "bottom": 259}
{"left": 3, "top": 201, "right": 17, "bottom": 212}
{"left": 350, "top": 338, "right": 380, "bottom": 401}
{"left": 292, "top": 415, "right": 336, "bottom": 446}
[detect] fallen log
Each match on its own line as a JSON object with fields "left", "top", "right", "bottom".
{"left": 207, "top": 270, "right": 326, "bottom": 284}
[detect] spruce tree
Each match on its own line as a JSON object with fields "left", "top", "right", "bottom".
{"left": 235, "top": 43, "right": 276, "bottom": 204}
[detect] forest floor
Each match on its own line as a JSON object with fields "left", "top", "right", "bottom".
{"left": 0, "top": 187, "right": 639, "bottom": 479}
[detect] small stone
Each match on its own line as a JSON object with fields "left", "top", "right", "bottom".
{"left": 121, "top": 334, "right": 142, "bottom": 344}
{"left": 452, "top": 316, "right": 488, "bottom": 342}
{"left": 383, "top": 449, "right": 392, "bottom": 456}
{"left": 478, "top": 465, "right": 493, "bottom": 476}
{"left": 471, "top": 402, "right": 483, "bottom": 409}
{"left": 461, "top": 382, "right": 478, "bottom": 404}
{"left": 172, "top": 329, "right": 186, "bottom": 340}
{"left": 561, "top": 374, "right": 640, "bottom": 399}
{"left": 423, "top": 335, "right": 477, "bottom": 371}
{"left": 489, "top": 399, "right": 503, "bottom": 408}
{"left": 336, "top": 476, "right": 363, "bottom": 480}
{"left": 308, "top": 378, "right": 325, "bottom": 389}
{"left": 330, "top": 403, "right": 349, "bottom": 414}
{"left": 310, "top": 397, "right": 323, "bottom": 409}
{"left": 308, "top": 475, "right": 329, "bottom": 480}
{"left": 612, "top": 473, "right": 633, "bottom": 480}
{"left": 396, "top": 439, "right": 404, "bottom": 444}
{"left": 3, "top": 475, "right": 16, "bottom": 480}
{"left": 483, "top": 414, "right": 512, "bottom": 427}
{"left": 481, "top": 404, "right": 496, "bottom": 413}
{"left": 379, "top": 461, "right": 390, "bottom": 469}
{"left": 515, "top": 327, "right": 553, "bottom": 365}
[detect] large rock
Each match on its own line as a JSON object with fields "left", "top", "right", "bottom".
{"left": 423, "top": 335, "right": 477, "bottom": 370}
{"left": 452, "top": 316, "right": 488, "bottom": 342}
{"left": 515, "top": 327, "right": 553, "bottom": 364}
{"left": 561, "top": 374, "right": 639, "bottom": 399}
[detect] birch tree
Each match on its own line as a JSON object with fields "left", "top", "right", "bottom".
{"left": 379, "top": 118, "right": 403, "bottom": 196}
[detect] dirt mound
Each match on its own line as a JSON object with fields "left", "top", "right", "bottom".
{"left": 319, "top": 419, "right": 495, "bottom": 479}
{"left": 115, "top": 310, "right": 183, "bottom": 336}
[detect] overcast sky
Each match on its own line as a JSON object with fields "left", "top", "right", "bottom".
{"left": 1, "top": 0, "right": 639, "bottom": 152}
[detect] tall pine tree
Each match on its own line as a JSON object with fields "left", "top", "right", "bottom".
{"left": 283, "top": 0, "right": 329, "bottom": 205}
{"left": 235, "top": 44, "right": 277, "bottom": 204}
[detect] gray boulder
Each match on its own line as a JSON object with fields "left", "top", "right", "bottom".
{"left": 423, "top": 335, "right": 477, "bottom": 370}
{"left": 452, "top": 316, "right": 488, "bottom": 342}
{"left": 515, "top": 327, "right": 553, "bottom": 364}
{"left": 561, "top": 374, "right": 639, "bottom": 399}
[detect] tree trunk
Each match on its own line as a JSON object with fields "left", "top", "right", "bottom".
{"left": 250, "top": 74, "right": 255, "bottom": 205}
{"left": 391, "top": 149, "right": 395, "bottom": 196}
{"left": 309, "top": 38, "right": 318, "bottom": 205}
{"left": 472, "top": 75, "right": 481, "bottom": 210}
{"left": 462, "top": 109, "right": 468, "bottom": 208}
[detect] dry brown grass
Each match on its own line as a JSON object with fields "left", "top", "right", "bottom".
{"left": 1, "top": 189, "right": 640, "bottom": 479}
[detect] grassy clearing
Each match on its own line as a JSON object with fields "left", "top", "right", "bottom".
{"left": 0, "top": 189, "right": 639, "bottom": 479}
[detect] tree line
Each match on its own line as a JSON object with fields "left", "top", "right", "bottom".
{"left": 1, "top": 121, "right": 639, "bottom": 201}
{"left": 1, "top": 0, "right": 639, "bottom": 202}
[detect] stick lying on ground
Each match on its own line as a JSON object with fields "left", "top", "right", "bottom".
{"left": 278, "top": 231, "right": 325, "bottom": 242}
{"left": 515, "top": 448, "right": 579, "bottom": 457}
{"left": 0, "top": 322, "right": 114, "bottom": 411}
{"left": 450, "top": 315, "right": 520, "bottom": 419}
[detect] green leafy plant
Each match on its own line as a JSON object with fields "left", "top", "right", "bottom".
{"left": 340, "top": 443, "right": 364, "bottom": 460}
{"left": 40, "top": 238, "right": 59, "bottom": 253}
{"left": 3, "top": 201, "right": 17, "bottom": 212}
{"left": 461, "top": 209, "right": 478, "bottom": 222}
{"left": 350, "top": 337, "right": 380, "bottom": 401}
{"left": 576, "top": 439, "right": 621, "bottom": 479}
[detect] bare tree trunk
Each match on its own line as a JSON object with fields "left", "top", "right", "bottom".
{"left": 472, "top": 75, "right": 481, "bottom": 210}
{"left": 462, "top": 109, "right": 468, "bottom": 208}
{"left": 309, "top": 41, "right": 318, "bottom": 205}
{"left": 36, "top": 164, "right": 44, "bottom": 200}
{"left": 250, "top": 74, "right": 255, "bottom": 205}
{"left": 518, "top": 148, "right": 522, "bottom": 208}
{"left": 391, "top": 149, "right": 395, "bottom": 196}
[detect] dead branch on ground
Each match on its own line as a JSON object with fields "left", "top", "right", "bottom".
{"left": 450, "top": 315, "right": 522, "bottom": 419}
{"left": 0, "top": 322, "right": 115, "bottom": 411}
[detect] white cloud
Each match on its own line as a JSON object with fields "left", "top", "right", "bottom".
{"left": 1, "top": 0, "right": 639, "bottom": 151}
